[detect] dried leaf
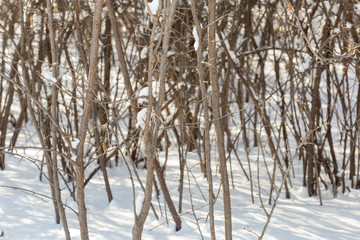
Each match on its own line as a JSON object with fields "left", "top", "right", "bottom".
{"left": 103, "top": 144, "right": 107, "bottom": 154}
{"left": 53, "top": 7, "right": 60, "bottom": 13}
{"left": 30, "top": 15, "right": 33, "bottom": 27}
{"left": 0, "top": 230, "right": 4, "bottom": 237}
{"left": 348, "top": 42, "right": 355, "bottom": 55}
{"left": 287, "top": 2, "right": 293, "bottom": 10}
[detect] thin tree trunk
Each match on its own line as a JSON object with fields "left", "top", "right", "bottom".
{"left": 307, "top": 67, "right": 322, "bottom": 196}
{"left": 9, "top": 100, "right": 27, "bottom": 149}
{"left": 105, "top": 0, "right": 136, "bottom": 111}
{"left": 75, "top": 0, "right": 104, "bottom": 239}
{"left": 132, "top": 7, "right": 160, "bottom": 240}
{"left": 190, "top": 1, "right": 216, "bottom": 238}
{"left": 18, "top": 0, "right": 61, "bottom": 224}
{"left": 92, "top": 104, "right": 113, "bottom": 202}
{"left": 46, "top": 0, "right": 71, "bottom": 238}
{"left": 154, "top": 158, "right": 181, "bottom": 230}
{"left": 151, "top": 0, "right": 180, "bottom": 230}
{"left": 133, "top": 1, "right": 180, "bottom": 238}
{"left": 208, "top": 1, "right": 232, "bottom": 239}
{"left": 96, "top": 14, "right": 113, "bottom": 203}
{"left": 0, "top": 78, "right": 14, "bottom": 170}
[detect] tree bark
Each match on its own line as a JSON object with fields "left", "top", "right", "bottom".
{"left": 105, "top": 0, "right": 136, "bottom": 111}
{"left": 190, "top": 1, "right": 216, "bottom": 238}
{"left": 75, "top": 0, "right": 104, "bottom": 239}
{"left": 18, "top": 0, "right": 62, "bottom": 224}
{"left": 46, "top": 0, "right": 71, "bottom": 238}
{"left": 208, "top": 1, "right": 232, "bottom": 239}
{"left": 0, "top": 73, "right": 14, "bottom": 170}
{"left": 132, "top": 6, "right": 160, "bottom": 240}
{"left": 133, "top": 1, "right": 180, "bottom": 238}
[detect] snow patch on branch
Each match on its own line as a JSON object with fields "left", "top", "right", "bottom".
{"left": 192, "top": 26, "right": 199, "bottom": 51}
{"left": 71, "top": 138, "right": 80, "bottom": 149}
{"left": 146, "top": 0, "right": 159, "bottom": 15}
{"left": 41, "top": 71, "right": 57, "bottom": 83}
{"left": 136, "top": 108, "right": 148, "bottom": 128}
{"left": 140, "top": 47, "right": 148, "bottom": 59}
{"left": 356, "top": 4, "right": 360, "bottom": 15}
{"left": 138, "top": 87, "right": 156, "bottom": 105}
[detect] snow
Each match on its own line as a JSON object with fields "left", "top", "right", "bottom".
{"left": 53, "top": 12, "right": 61, "bottom": 21}
{"left": 167, "top": 51, "right": 175, "bottom": 57}
{"left": 31, "top": 14, "right": 41, "bottom": 32}
{"left": 41, "top": 72, "right": 57, "bottom": 83}
{"left": 136, "top": 107, "right": 148, "bottom": 128}
{"left": 192, "top": 26, "right": 199, "bottom": 51}
{"left": 178, "top": 82, "right": 186, "bottom": 89}
{"left": 138, "top": 87, "right": 156, "bottom": 105}
{"left": 1, "top": 152, "right": 360, "bottom": 239}
{"left": 79, "top": 11, "right": 89, "bottom": 21}
{"left": 138, "top": 87, "right": 150, "bottom": 98}
{"left": 323, "top": 1, "right": 330, "bottom": 11}
{"left": 356, "top": 4, "right": 360, "bottom": 15}
{"left": 71, "top": 138, "right": 80, "bottom": 149}
{"left": 140, "top": 47, "right": 148, "bottom": 59}
{"left": 146, "top": 0, "right": 159, "bottom": 15}
{"left": 1, "top": 119, "right": 360, "bottom": 239}
{"left": 135, "top": 192, "right": 144, "bottom": 214}
{"left": 1, "top": 3, "right": 360, "bottom": 239}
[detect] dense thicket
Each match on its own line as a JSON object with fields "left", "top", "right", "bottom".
{"left": 0, "top": 0, "right": 359, "bottom": 239}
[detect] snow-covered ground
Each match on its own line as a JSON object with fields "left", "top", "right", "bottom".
{"left": 1, "top": 132, "right": 360, "bottom": 240}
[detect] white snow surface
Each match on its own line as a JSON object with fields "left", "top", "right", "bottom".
{"left": 135, "top": 192, "right": 144, "bottom": 215}
{"left": 41, "top": 72, "right": 57, "bottom": 83}
{"left": 1, "top": 146, "right": 360, "bottom": 239}
{"left": 1, "top": 90, "right": 360, "bottom": 239}
{"left": 146, "top": 0, "right": 159, "bottom": 15}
